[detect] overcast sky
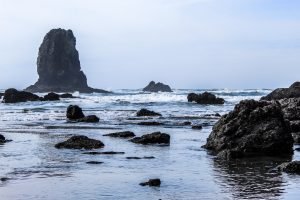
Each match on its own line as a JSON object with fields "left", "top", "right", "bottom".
{"left": 0, "top": 0, "right": 299, "bottom": 90}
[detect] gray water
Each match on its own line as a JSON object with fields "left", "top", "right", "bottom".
{"left": 0, "top": 89, "right": 299, "bottom": 200}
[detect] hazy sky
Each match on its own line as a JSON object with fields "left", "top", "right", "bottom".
{"left": 0, "top": 0, "right": 300, "bottom": 90}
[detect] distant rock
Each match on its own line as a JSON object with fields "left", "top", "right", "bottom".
{"left": 137, "top": 121, "right": 163, "bottom": 126}
{"left": 3, "top": 88, "right": 39, "bottom": 103}
{"left": 126, "top": 156, "right": 155, "bottom": 159}
{"left": 83, "top": 151, "right": 124, "bottom": 155}
{"left": 140, "top": 179, "right": 161, "bottom": 187}
{"left": 86, "top": 161, "right": 103, "bottom": 165}
{"left": 55, "top": 135, "right": 104, "bottom": 149}
{"left": 130, "top": 132, "right": 170, "bottom": 145}
{"left": 203, "top": 100, "right": 294, "bottom": 159}
{"left": 103, "top": 131, "right": 135, "bottom": 138}
{"left": 66, "top": 105, "right": 85, "bottom": 120}
{"left": 187, "top": 92, "right": 225, "bottom": 105}
{"left": 136, "top": 108, "right": 162, "bottom": 117}
{"left": 143, "top": 81, "right": 172, "bottom": 92}
{"left": 261, "top": 82, "right": 300, "bottom": 100}
{"left": 77, "top": 115, "right": 100, "bottom": 123}
{"left": 42, "top": 92, "right": 60, "bottom": 101}
{"left": 192, "top": 125, "right": 203, "bottom": 130}
{"left": 0, "top": 134, "right": 6, "bottom": 143}
{"left": 277, "top": 161, "right": 300, "bottom": 174}
{"left": 60, "top": 93, "right": 75, "bottom": 98}
{"left": 25, "top": 28, "right": 109, "bottom": 93}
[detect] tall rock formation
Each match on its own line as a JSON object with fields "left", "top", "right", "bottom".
{"left": 25, "top": 28, "right": 108, "bottom": 93}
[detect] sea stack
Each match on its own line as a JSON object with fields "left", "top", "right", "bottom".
{"left": 143, "top": 81, "right": 172, "bottom": 92}
{"left": 25, "top": 28, "right": 108, "bottom": 93}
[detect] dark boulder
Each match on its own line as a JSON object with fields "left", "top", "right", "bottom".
{"left": 187, "top": 92, "right": 225, "bottom": 105}
{"left": 77, "top": 115, "right": 100, "bottom": 123}
{"left": 140, "top": 179, "right": 161, "bottom": 187}
{"left": 3, "top": 88, "right": 39, "bottom": 103}
{"left": 130, "top": 132, "right": 170, "bottom": 145}
{"left": 42, "top": 92, "right": 60, "bottom": 101}
{"left": 137, "top": 121, "right": 163, "bottom": 126}
{"left": 55, "top": 135, "right": 104, "bottom": 149}
{"left": 136, "top": 108, "right": 161, "bottom": 117}
{"left": 203, "top": 100, "right": 294, "bottom": 159}
{"left": 60, "top": 93, "right": 74, "bottom": 98}
{"left": 143, "top": 81, "right": 172, "bottom": 92}
{"left": 66, "top": 105, "right": 85, "bottom": 120}
{"left": 25, "top": 28, "right": 108, "bottom": 93}
{"left": 0, "top": 134, "right": 6, "bottom": 143}
{"left": 277, "top": 161, "right": 300, "bottom": 174}
{"left": 103, "top": 131, "right": 135, "bottom": 138}
{"left": 261, "top": 82, "right": 300, "bottom": 101}
{"left": 86, "top": 161, "right": 104, "bottom": 164}
{"left": 192, "top": 125, "right": 203, "bottom": 130}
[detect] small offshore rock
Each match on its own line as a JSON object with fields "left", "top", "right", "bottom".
{"left": 126, "top": 156, "right": 155, "bottom": 160}
{"left": 130, "top": 132, "right": 170, "bottom": 145}
{"left": 83, "top": 151, "right": 125, "bottom": 155}
{"left": 86, "top": 161, "right": 104, "bottom": 165}
{"left": 143, "top": 81, "right": 172, "bottom": 92}
{"left": 103, "top": 131, "right": 135, "bottom": 138}
{"left": 140, "top": 179, "right": 161, "bottom": 187}
{"left": 187, "top": 92, "right": 225, "bottom": 105}
{"left": 42, "top": 92, "right": 60, "bottom": 101}
{"left": 3, "top": 88, "right": 39, "bottom": 103}
{"left": 137, "top": 108, "right": 162, "bottom": 117}
{"left": 77, "top": 115, "right": 100, "bottom": 123}
{"left": 55, "top": 135, "right": 104, "bottom": 149}
{"left": 192, "top": 125, "right": 203, "bottom": 130}
{"left": 60, "top": 93, "right": 74, "bottom": 98}
{"left": 277, "top": 161, "right": 300, "bottom": 174}
{"left": 137, "top": 122, "right": 163, "bottom": 126}
{"left": 67, "top": 105, "right": 85, "bottom": 120}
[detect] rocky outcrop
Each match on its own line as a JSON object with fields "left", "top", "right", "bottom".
{"left": 25, "top": 28, "right": 108, "bottom": 93}
{"left": 3, "top": 88, "right": 40, "bottom": 103}
{"left": 188, "top": 92, "right": 225, "bottom": 105}
{"left": 143, "top": 81, "right": 172, "bottom": 92}
{"left": 277, "top": 161, "right": 300, "bottom": 174}
{"left": 55, "top": 135, "right": 104, "bottom": 149}
{"left": 139, "top": 179, "right": 161, "bottom": 187}
{"left": 66, "top": 105, "right": 99, "bottom": 123}
{"left": 261, "top": 82, "right": 300, "bottom": 100}
{"left": 103, "top": 131, "right": 135, "bottom": 138}
{"left": 130, "top": 132, "right": 170, "bottom": 145}
{"left": 136, "top": 108, "right": 161, "bottom": 117}
{"left": 203, "top": 100, "right": 294, "bottom": 159}
{"left": 42, "top": 92, "right": 60, "bottom": 101}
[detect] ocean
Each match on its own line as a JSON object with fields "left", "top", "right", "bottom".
{"left": 0, "top": 89, "right": 299, "bottom": 200}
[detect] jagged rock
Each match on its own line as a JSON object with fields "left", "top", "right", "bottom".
{"left": 103, "top": 131, "right": 135, "bottom": 138}
{"left": 25, "top": 28, "right": 108, "bottom": 93}
{"left": 261, "top": 82, "right": 300, "bottom": 100}
{"left": 55, "top": 135, "right": 104, "bottom": 149}
{"left": 3, "top": 88, "right": 40, "bottom": 103}
{"left": 277, "top": 161, "right": 300, "bottom": 174}
{"left": 187, "top": 92, "right": 225, "bottom": 105}
{"left": 203, "top": 100, "right": 294, "bottom": 159}
{"left": 77, "top": 115, "right": 100, "bottom": 123}
{"left": 139, "top": 179, "right": 161, "bottom": 187}
{"left": 143, "top": 81, "right": 172, "bottom": 92}
{"left": 136, "top": 108, "right": 161, "bottom": 117}
{"left": 137, "top": 121, "right": 163, "bottom": 126}
{"left": 42, "top": 92, "right": 60, "bottom": 101}
{"left": 130, "top": 132, "right": 170, "bottom": 145}
{"left": 60, "top": 93, "right": 75, "bottom": 98}
{"left": 66, "top": 105, "right": 85, "bottom": 120}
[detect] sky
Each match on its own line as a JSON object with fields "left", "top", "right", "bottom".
{"left": 0, "top": 0, "right": 300, "bottom": 90}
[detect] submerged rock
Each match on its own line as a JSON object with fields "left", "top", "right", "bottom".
{"left": 130, "top": 132, "right": 170, "bottom": 145}
{"left": 3, "top": 88, "right": 39, "bottom": 103}
{"left": 55, "top": 135, "right": 104, "bottom": 149}
{"left": 261, "top": 82, "right": 300, "bottom": 100}
{"left": 103, "top": 131, "right": 135, "bottom": 138}
{"left": 126, "top": 156, "right": 155, "bottom": 159}
{"left": 187, "top": 92, "right": 225, "bottom": 105}
{"left": 203, "top": 100, "right": 294, "bottom": 159}
{"left": 139, "top": 179, "right": 161, "bottom": 187}
{"left": 277, "top": 161, "right": 300, "bottom": 174}
{"left": 77, "top": 115, "right": 100, "bottom": 123}
{"left": 86, "top": 161, "right": 103, "bottom": 165}
{"left": 66, "top": 105, "right": 85, "bottom": 120}
{"left": 83, "top": 151, "right": 124, "bottom": 155}
{"left": 137, "top": 121, "right": 163, "bottom": 126}
{"left": 25, "top": 28, "right": 108, "bottom": 93}
{"left": 192, "top": 125, "right": 203, "bottom": 130}
{"left": 136, "top": 108, "right": 161, "bottom": 117}
{"left": 143, "top": 81, "right": 172, "bottom": 92}
{"left": 42, "top": 92, "right": 60, "bottom": 101}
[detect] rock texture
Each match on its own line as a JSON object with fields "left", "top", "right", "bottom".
{"left": 203, "top": 100, "right": 294, "bottom": 159}
{"left": 188, "top": 92, "right": 225, "bottom": 105}
{"left": 277, "top": 161, "right": 300, "bottom": 174}
{"left": 55, "top": 135, "right": 104, "bottom": 149}
{"left": 25, "top": 28, "right": 108, "bottom": 93}
{"left": 261, "top": 82, "right": 300, "bottom": 101}
{"left": 143, "top": 81, "right": 172, "bottom": 92}
{"left": 3, "top": 88, "right": 40, "bottom": 103}
{"left": 130, "top": 132, "right": 170, "bottom": 145}
{"left": 136, "top": 108, "right": 161, "bottom": 117}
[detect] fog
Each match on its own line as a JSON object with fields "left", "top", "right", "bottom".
{"left": 0, "top": 0, "right": 300, "bottom": 90}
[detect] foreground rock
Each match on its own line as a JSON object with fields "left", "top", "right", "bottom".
{"left": 140, "top": 179, "right": 161, "bottom": 187}
{"left": 66, "top": 105, "right": 99, "bottom": 123}
{"left": 261, "top": 82, "right": 300, "bottom": 100}
{"left": 3, "top": 88, "right": 39, "bottom": 103}
{"left": 25, "top": 28, "right": 108, "bottom": 93}
{"left": 143, "top": 81, "right": 172, "bottom": 92}
{"left": 103, "top": 131, "right": 135, "bottom": 138}
{"left": 188, "top": 92, "right": 225, "bottom": 105}
{"left": 203, "top": 100, "right": 293, "bottom": 159}
{"left": 136, "top": 108, "right": 161, "bottom": 117}
{"left": 55, "top": 135, "right": 104, "bottom": 149}
{"left": 130, "top": 132, "right": 170, "bottom": 145}
{"left": 277, "top": 161, "right": 300, "bottom": 174}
